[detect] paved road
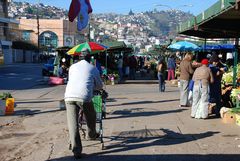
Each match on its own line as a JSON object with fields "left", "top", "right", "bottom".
{"left": 0, "top": 63, "right": 44, "bottom": 91}
{"left": 1, "top": 64, "right": 240, "bottom": 161}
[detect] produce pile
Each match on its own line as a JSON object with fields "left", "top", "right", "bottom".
{"left": 222, "top": 64, "right": 240, "bottom": 85}
{"left": 222, "top": 64, "right": 240, "bottom": 108}
{"left": 230, "top": 88, "right": 240, "bottom": 107}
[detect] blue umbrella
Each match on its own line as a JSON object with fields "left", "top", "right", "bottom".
{"left": 168, "top": 41, "right": 200, "bottom": 51}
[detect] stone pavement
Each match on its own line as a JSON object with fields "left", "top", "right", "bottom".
{"left": 1, "top": 82, "right": 240, "bottom": 161}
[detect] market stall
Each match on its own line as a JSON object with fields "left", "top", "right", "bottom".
{"left": 178, "top": 0, "right": 240, "bottom": 124}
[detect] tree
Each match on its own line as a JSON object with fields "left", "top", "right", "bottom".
{"left": 25, "top": 6, "right": 33, "bottom": 14}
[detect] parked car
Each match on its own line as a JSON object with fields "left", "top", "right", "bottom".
{"left": 42, "top": 57, "right": 55, "bottom": 76}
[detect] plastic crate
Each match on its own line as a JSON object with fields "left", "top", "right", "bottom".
{"left": 92, "top": 95, "right": 102, "bottom": 113}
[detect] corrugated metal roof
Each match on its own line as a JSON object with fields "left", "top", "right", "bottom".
{"left": 102, "top": 41, "right": 126, "bottom": 49}
{"left": 178, "top": 0, "right": 240, "bottom": 38}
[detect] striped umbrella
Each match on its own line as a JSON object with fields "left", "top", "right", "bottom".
{"left": 67, "top": 42, "right": 107, "bottom": 55}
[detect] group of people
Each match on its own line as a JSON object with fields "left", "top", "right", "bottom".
{"left": 179, "top": 52, "right": 227, "bottom": 119}
{"left": 63, "top": 48, "right": 229, "bottom": 159}
{"left": 117, "top": 55, "right": 139, "bottom": 82}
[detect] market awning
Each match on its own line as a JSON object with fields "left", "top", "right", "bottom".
{"left": 178, "top": 0, "right": 240, "bottom": 38}
{"left": 199, "top": 44, "right": 235, "bottom": 50}
{"left": 102, "top": 41, "right": 126, "bottom": 50}
{"left": 102, "top": 41, "right": 133, "bottom": 54}
{"left": 178, "top": 0, "right": 240, "bottom": 87}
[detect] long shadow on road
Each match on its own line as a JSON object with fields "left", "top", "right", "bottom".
{"left": 47, "top": 154, "right": 240, "bottom": 161}
{"left": 49, "top": 129, "right": 223, "bottom": 161}
{"left": 107, "top": 98, "right": 182, "bottom": 120}
{"left": 107, "top": 99, "right": 180, "bottom": 107}
{"left": 1, "top": 108, "right": 64, "bottom": 117}
{"left": 98, "top": 128, "right": 219, "bottom": 154}
{"left": 16, "top": 99, "right": 59, "bottom": 104}
{"left": 108, "top": 108, "right": 187, "bottom": 119}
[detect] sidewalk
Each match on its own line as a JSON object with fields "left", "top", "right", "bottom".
{"left": 1, "top": 83, "right": 240, "bottom": 161}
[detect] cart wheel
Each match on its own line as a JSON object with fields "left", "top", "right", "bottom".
{"left": 101, "top": 143, "right": 105, "bottom": 150}
{"left": 102, "top": 112, "right": 106, "bottom": 119}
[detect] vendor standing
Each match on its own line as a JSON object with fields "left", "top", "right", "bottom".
{"left": 179, "top": 52, "right": 194, "bottom": 107}
{"left": 209, "top": 53, "right": 228, "bottom": 117}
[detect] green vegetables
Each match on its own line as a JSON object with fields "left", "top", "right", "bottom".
{"left": 230, "top": 108, "right": 240, "bottom": 113}
{"left": 222, "top": 72, "right": 233, "bottom": 84}
{"left": 0, "top": 92, "right": 13, "bottom": 100}
{"left": 230, "top": 88, "right": 240, "bottom": 107}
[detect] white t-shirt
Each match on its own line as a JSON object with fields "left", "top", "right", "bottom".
{"left": 64, "top": 60, "right": 103, "bottom": 102}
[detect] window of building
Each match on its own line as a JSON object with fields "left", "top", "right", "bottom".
{"left": 39, "top": 31, "right": 58, "bottom": 49}
{"left": 22, "top": 31, "right": 30, "bottom": 41}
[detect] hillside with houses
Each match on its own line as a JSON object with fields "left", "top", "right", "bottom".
{"left": 8, "top": 1, "right": 193, "bottom": 51}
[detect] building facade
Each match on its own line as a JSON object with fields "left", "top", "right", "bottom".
{"left": 0, "top": 0, "right": 20, "bottom": 64}
{"left": 19, "top": 19, "right": 85, "bottom": 51}
{"left": 0, "top": 0, "right": 10, "bottom": 64}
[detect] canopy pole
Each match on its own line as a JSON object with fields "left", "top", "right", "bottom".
{"left": 88, "top": 23, "right": 91, "bottom": 42}
{"left": 105, "top": 52, "right": 108, "bottom": 75}
{"left": 233, "top": 38, "right": 239, "bottom": 88}
{"left": 204, "top": 38, "right": 207, "bottom": 53}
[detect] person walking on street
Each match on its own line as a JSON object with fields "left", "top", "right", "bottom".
{"left": 129, "top": 55, "right": 138, "bottom": 80}
{"left": 191, "top": 59, "right": 214, "bottom": 119}
{"left": 167, "top": 55, "right": 176, "bottom": 80}
{"left": 117, "top": 55, "right": 123, "bottom": 82}
{"left": 157, "top": 58, "right": 167, "bottom": 92}
{"left": 179, "top": 52, "right": 194, "bottom": 107}
{"left": 64, "top": 49, "right": 103, "bottom": 159}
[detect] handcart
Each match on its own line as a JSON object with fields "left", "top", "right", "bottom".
{"left": 79, "top": 89, "right": 108, "bottom": 150}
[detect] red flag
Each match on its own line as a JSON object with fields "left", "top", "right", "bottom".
{"left": 68, "top": 0, "right": 92, "bottom": 22}
{"left": 68, "top": 0, "right": 81, "bottom": 22}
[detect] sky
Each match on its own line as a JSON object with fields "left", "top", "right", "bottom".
{"left": 14, "top": 0, "right": 219, "bottom": 16}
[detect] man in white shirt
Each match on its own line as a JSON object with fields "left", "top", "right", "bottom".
{"left": 64, "top": 48, "right": 103, "bottom": 159}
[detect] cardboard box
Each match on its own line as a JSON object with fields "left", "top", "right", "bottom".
{"left": 222, "top": 111, "right": 236, "bottom": 124}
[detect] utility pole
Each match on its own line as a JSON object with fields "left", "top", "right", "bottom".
{"left": 88, "top": 23, "right": 91, "bottom": 42}
{"left": 37, "top": 0, "right": 40, "bottom": 52}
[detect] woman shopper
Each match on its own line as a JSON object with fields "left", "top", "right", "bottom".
{"left": 179, "top": 52, "right": 194, "bottom": 107}
{"left": 157, "top": 58, "right": 167, "bottom": 92}
{"left": 167, "top": 55, "right": 176, "bottom": 80}
{"left": 191, "top": 59, "right": 214, "bottom": 119}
